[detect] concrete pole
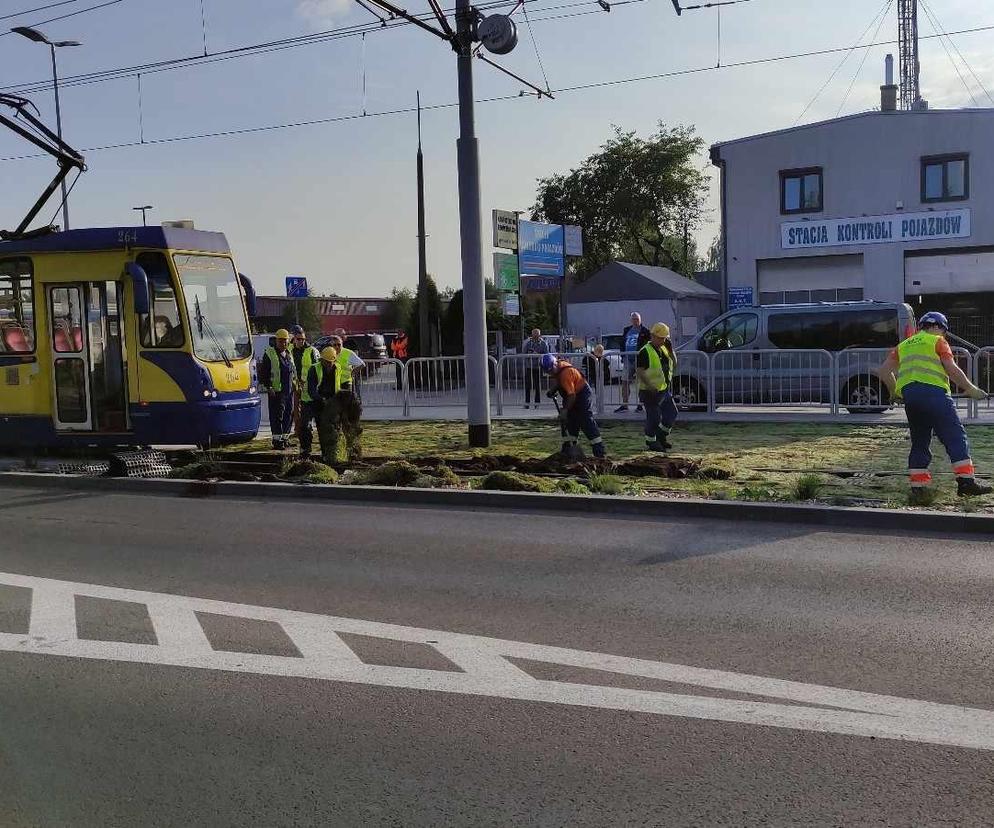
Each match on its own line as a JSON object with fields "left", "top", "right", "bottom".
{"left": 455, "top": 0, "right": 491, "bottom": 447}
{"left": 416, "top": 94, "right": 430, "bottom": 357}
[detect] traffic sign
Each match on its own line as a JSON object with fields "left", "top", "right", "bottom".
{"left": 728, "top": 286, "right": 754, "bottom": 309}
{"left": 501, "top": 293, "right": 520, "bottom": 316}
{"left": 493, "top": 210, "right": 518, "bottom": 250}
{"left": 564, "top": 225, "right": 583, "bottom": 257}
{"left": 285, "top": 276, "right": 308, "bottom": 298}
{"left": 518, "top": 220, "right": 563, "bottom": 278}
{"left": 493, "top": 252, "right": 519, "bottom": 291}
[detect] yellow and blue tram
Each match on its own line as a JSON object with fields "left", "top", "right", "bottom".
{"left": 0, "top": 225, "right": 261, "bottom": 448}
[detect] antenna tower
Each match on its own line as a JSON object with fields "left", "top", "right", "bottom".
{"left": 898, "top": 0, "right": 927, "bottom": 110}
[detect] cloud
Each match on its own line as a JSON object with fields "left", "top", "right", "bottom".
{"left": 296, "top": 0, "right": 352, "bottom": 25}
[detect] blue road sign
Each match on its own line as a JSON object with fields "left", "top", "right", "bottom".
{"left": 518, "top": 221, "right": 564, "bottom": 278}
{"left": 285, "top": 276, "right": 308, "bottom": 298}
{"left": 728, "top": 286, "right": 754, "bottom": 309}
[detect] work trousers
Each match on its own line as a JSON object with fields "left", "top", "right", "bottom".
{"left": 524, "top": 365, "right": 542, "bottom": 404}
{"left": 902, "top": 382, "right": 970, "bottom": 471}
{"left": 639, "top": 389, "right": 678, "bottom": 440}
{"left": 565, "top": 387, "right": 601, "bottom": 444}
{"left": 318, "top": 390, "right": 363, "bottom": 464}
{"left": 267, "top": 390, "right": 294, "bottom": 447}
{"left": 297, "top": 400, "right": 319, "bottom": 457}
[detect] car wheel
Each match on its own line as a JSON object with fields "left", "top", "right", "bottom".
{"left": 843, "top": 378, "right": 890, "bottom": 414}
{"left": 672, "top": 376, "right": 706, "bottom": 411}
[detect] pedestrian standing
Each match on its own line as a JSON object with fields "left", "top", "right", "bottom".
{"left": 522, "top": 328, "right": 550, "bottom": 409}
{"left": 289, "top": 324, "right": 320, "bottom": 459}
{"left": 309, "top": 345, "right": 342, "bottom": 465}
{"left": 616, "top": 312, "right": 651, "bottom": 413}
{"left": 330, "top": 335, "right": 365, "bottom": 462}
{"left": 583, "top": 344, "right": 607, "bottom": 391}
{"left": 391, "top": 329, "right": 410, "bottom": 390}
{"left": 542, "top": 353, "right": 606, "bottom": 458}
{"left": 259, "top": 329, "right": 297, "bottom": 450}
{"left": 877, "top": 312, "right": 991, "bottom": 504}
{"left": 636, "top": 322, "right": 678, "bottom": 452}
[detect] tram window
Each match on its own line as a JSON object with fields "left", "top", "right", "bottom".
{"left": 50, "top": 286, "right": 83, "bottom": 354}
{"left": 0, "top": 258, "right": 35, "bottom": 353}
{"left": 136, "top": 252, "right": 184, "bottom": 348}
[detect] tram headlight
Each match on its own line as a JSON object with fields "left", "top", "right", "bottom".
{"left": 202, "top": 389, "right": 211, "bottom": 398}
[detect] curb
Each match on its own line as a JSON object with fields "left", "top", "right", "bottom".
{"left": 1, "top": 471, "right": 992, "bottom": 536}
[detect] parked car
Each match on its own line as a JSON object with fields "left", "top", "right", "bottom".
{"left": 671, "top": 301, "right": 918, "bottom": 413}
{"left": 585, "top": 335, "right": 626, "bottom": 384}
{"left": 314, "top": 332, "right": 387, "bottom": 361}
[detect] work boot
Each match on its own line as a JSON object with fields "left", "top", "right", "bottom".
{"left": 657, "top": 431, "right": 673, "bottom": 450}
{"left": 958, "top": 477, "right": 993, "bottom": 497}
{"left": 644, "top": 440, "right": 667, "bottom": 453}
{"left": 614, "top": 405, "right": 629, "bottom": 413}
{"left": 592, "top": 443, "right": 606, "bottom": 459}
{"left": 635, "top": 405, "right": 644, "bottom": 413}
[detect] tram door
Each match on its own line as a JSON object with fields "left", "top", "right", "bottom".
{"left": 48, "top": 282, "right": 129, "bottom": 432}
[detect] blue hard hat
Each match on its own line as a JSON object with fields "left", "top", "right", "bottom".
{"left": 919, "top": 312, "right": 949, "bottom": 330}
{"left": 540, "top": 353, "right": 558, "bottom": 372}
{"left": 289, "top": 324, "right": 305, "bottom": 335}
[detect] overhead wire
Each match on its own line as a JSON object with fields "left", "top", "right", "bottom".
{"left": 2, "top": 17, "right": 994, "bottom": 164}
{"left": 793, "top": 0, "right": 891, "bottom": 125}
{"left": 920, "top": 0, "right": 991, "bottom": 106}
{"left": 0, "top": 0, "right": 126, "bottom": 36}
{"left": 521, "top": 0, "right": 553, "bottom": 94}
{"left": 836, "top": 0, "right": 893, "bottom": 117}
{"left": 0, "top": 0, "right": 87, "bottom": 23}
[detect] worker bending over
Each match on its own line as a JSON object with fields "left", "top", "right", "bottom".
{"left": 636, "top": 323, "right": 678, "bottom": 452}
{"left": 259, "top": 328, "right": 297, "bottom": 450}
{"left": 316, "top": 336, "right": 365, "bottom": 463}
{"left": 878, "top": 312, "right": 990, "bottom": 502}
{"left": 542, "top": 353, "right": 606, "bottom": 458}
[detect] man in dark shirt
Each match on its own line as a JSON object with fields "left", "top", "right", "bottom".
{"left": 616, "top": 312, "right": 651, "bottom": 413}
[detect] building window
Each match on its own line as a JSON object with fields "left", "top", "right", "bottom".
{"left": 780, "top": 167, "right": 823, "bottom": 214}
{"left": 759, "top": 287, "right": 864, "bottom": 305}
{"left": 921, "top": 154, "right": 969, "bottom": 203}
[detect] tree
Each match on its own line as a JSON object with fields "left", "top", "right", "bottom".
{"left": 385, "top": 286, "right": 414, "bottom": 330}
{"left": 441, "top": 289, "right": 464, "bottom": 356}
{"left": 533, "top": 123, "right": 710, "bottom": 281}
{"left": 281, "top": 290, "right": 321, "bottom": 338}
{"left": 408, "top": 275, "right": 443, "bottom": 357}
{"left": 703, "top": 233, "right": 723, "bottom": 272}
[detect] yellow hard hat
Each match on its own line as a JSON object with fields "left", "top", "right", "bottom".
{"left": 320, "top": 346, "right": 338, "bottom": 361}
{"left": 650, "top": 322, "right": 670, "bottom": 338}
{"left": 275, "top": 328, "right": 290, "bottom": 340}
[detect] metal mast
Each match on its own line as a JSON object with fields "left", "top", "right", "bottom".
{"left": 898, "top": 0, "right": 925, "bottom": 110}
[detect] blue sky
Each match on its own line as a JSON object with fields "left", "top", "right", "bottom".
{"left": 0, "top": 0, "right": 991, "bottom": 297}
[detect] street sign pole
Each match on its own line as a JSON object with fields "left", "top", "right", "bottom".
{"left": 456, "top": 0, "right": 491, "bottom": 448}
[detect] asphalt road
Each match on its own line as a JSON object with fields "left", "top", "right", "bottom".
{"left": 1, "top": 485, "right": 994, "bottom": 827}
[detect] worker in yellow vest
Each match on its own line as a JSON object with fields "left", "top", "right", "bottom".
{"left": 258, "top": 329, "right": 297, "bottom": 450}
{"left": 878, "top": 312, "right": 990, "bottom": 503}
{"left": 316, "top": 336, "right": 365, "bottom": 462}
{"left": 289, "top": 325, "right": 320, "bottom": 459}
{"left": 308, "top": 346, "right": 344, "bottom": 465}
{"left": 635, "top": 322, "right": 678, "bottom": 452}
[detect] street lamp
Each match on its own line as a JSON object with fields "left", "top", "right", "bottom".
{"left": 12, "top": 26, "right": 80, "bottom": 232}
{"left": 132, "top": 205, "right": 153, "bottom": 226}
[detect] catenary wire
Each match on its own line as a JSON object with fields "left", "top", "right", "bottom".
{"left": 920, "top": 0, "right": 991, "bottom": 106}
{"left": 835, "top": 0, "right": 893, "bottom": 116}
{"left": 0, "top": 0, "right": 126, "bottom": 36}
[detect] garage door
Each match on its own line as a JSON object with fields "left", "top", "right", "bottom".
{"left": 758, "top": 255, "right": 864, "bottom": 305}
{"left": 905, "top": 251, "right": 994, "bottom": 294}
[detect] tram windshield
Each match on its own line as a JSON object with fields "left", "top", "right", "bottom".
{"left": 173, "top": 254, "right": 252, "bottom": 363}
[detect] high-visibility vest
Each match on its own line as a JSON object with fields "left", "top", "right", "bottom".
{"left": 264, "top": 346, "right": 297, "bottom": 394}
{"left": 337, "top": 348, "right": 357, "bottom": 388}
{"left": 637, "top": 343, "right": 674, "bottom": 392}
{"left": 297, "top": 345, "right": 320, "bottom": 402}
{"left": 896, "top": 332, "right": 950, "bottom": 394}
{"left": 392, "top": 336, "right": 408, "bottom": 359}
{"left": 310, "top": 360, "right": 341, "bottom": 397}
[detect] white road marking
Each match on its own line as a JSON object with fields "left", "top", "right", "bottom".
{"left": 1, "top": 570, "right": 992, "bottom": 751}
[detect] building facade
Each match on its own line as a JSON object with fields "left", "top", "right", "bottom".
{"left": 711, "top": 108, "right": 994, "bottom": 343}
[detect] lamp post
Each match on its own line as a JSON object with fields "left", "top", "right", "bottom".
{"left": 132, "top": 205, "right": 153, "bottom": 226}
{"left": 12, "top": 26, "right": 80, "bottom": 231}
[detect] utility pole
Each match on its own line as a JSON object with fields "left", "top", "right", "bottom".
{"left": 416, "top": 92, "right": 431, "bottom": 358}
{"left": 455, "top": 0, "right": 490, "bottom": 447}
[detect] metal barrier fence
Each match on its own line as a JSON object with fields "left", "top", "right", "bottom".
{"left": 309, "top": 349, "right": 991, "bottom": 420}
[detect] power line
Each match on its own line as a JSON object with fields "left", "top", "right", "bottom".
{"left": 3, "top": 18, "right": 994, "bottom": 164}
{"left": 920, "top": 0, "right": 993, "bottom": 106}
{"left": 794, "top": 0, "right": 891, "bottom": 125}
{"left": 0, "top": 0, "right": 86, "bottom": 23}
{"left": 836, "top": 0, "right": 893, "bottom": 117}
{"left": 919, "top": 0, "right": 978, "bottom": 106}
{"left": 0, "top": 0, "right": 125, "bottom": 36}
{"left": 521, "top": 0, "right": 552, "bottom": 94}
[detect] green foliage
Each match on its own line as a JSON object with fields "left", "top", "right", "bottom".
{"left": 793, "top": 473, "right": 824, "bottom": 501}
{"left": 441, "top": 289, "right": 464, "bottom": 356}
{"left": 360, "top": 461, "right": 422, "bottom": 487}
{"left": 385, "top": 287, "right": 415, "bottom": 331}
{"left": 280, "top": 460, "right": 338, "bottom": 484}
{"left": 168, "top": 460, "right": 222, "bottom": 480}
{"left": 522, "top": 293, "right": 560, "bottom": 334}
{"left": 587, "top": 473, "right": 625, "bottom": 495}
{"left": 532, "top": 123, "right": 710, "bottom": 281}
{"left": 476, "top": 471, "right": 553, "bottom": 492}
{"left": 695, "top": 461, "right": 734, "bottom": 480}
{"left": 555, "top": 478, "right": 590, "bottom": 494}
{"left": 281, "top": 291, "right": 322, "bottom": 339}
{"left": 908, "top": 487, "right": 941, "bottom": 508}
{"left": 408, "top": 275, "right": 443, "bottom": 357}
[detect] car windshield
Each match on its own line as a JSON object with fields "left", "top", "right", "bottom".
{"left": 173, "top": 254, "right": 252, "bottom": 363}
